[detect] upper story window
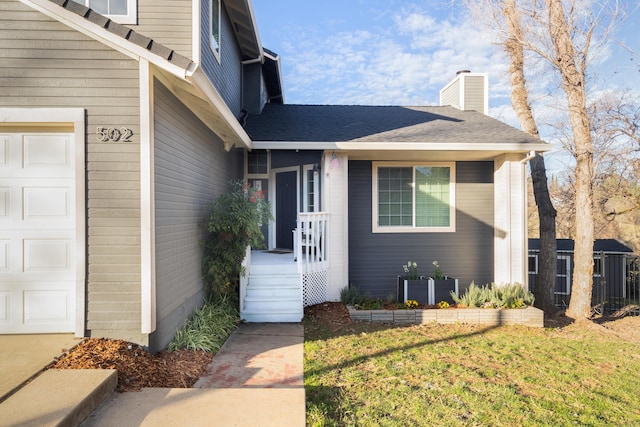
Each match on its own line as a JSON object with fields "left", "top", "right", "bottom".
{"left": 210, "top": 0, "right": 221, "bottom": 61}
{"left": 72, "top": 0, "right": 137, "bottom": 25}
{"left": 372, "top": 162, "right": 455, "bottom": 233}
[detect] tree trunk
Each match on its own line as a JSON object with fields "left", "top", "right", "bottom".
{"left": 546, "top": 0, "right": 595, "bottom": 319}
{"left": 503, "top": 0, "right": 557, "bottom": 314}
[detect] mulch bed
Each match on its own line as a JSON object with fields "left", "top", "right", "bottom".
{"left": 52, "top": 338, "right": 212, "bottom": 392}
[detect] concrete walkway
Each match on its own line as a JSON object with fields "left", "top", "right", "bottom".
{"left": 81, "top": 323, "right": 305, "bottom": 427}
{"left": 0, "top": 334, "right": 79, "bottom": 402}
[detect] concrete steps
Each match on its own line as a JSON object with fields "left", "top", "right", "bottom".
{"left": 0, "top": 369, "right": 116, "bottom": 427}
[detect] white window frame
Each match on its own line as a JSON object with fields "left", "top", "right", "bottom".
{"left": 528, "top": 254, "right": 538, "bottom": 274}
{"left": 209, "top": 0, "right": 221, "bottom": 62}
{"left": 372, "top": 161, "right": 455, "bottom": 233}
{"left": 303, "top": 164, "right": 320, "bottom": 213}
{"left": 245, "top": 149, "right": 270, "bottom": 178}
{"left": 73, "top": 0, "right": 137, "bottom": 25}
{"left": 593, "top": 255, "right": 603, "bottom": 278}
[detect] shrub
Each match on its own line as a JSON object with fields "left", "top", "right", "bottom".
{"left": 340, "top": 285, "right": 367, "bottom": 306}
{"left": 168, "top": 297, "right": 239, "bottom": 352}
{"left": 405, "top": 299, "right": 418, "bottom": 309}
{"left": 202, "top": 181, "right": 272, "bottom": 301}
{"left": 437, "top": 301, "right": 450, "bottom": 309}
{"left": 452, "top": 282, "right": 534, "bottom": 309}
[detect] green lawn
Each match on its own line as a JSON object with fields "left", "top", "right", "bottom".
{"left": 304, "top": 318, "right": 640, "bottom": 426}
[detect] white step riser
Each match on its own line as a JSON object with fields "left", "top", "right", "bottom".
{"left": 248, "top": 278, "right": 299, "bottom": 288}
{"left": 250, "top": 264, "right": 297, "bottom": 275}
{"left": 246, "top": 288, "right": 300, "bottom": 299}
{"left": 244, "top": 299, "right": 300, "bottom": 312}
{"left": 241, "top": 312, "right": 303, "bottom": 323}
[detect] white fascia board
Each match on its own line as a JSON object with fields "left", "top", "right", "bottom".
{"left": 21, "top": 0, "right": 194, "bottom": 79}
{"left": 251, "top": 141, "right": 551, "bottom": 153}
{"left": 188, "top": 67, "right": 253, "bottom": 150}
{"left": 244, "top": 0, "right": 264, "bottom": 60}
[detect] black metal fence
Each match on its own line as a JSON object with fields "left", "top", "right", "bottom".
{"left": 528, "top": 251, "right": 640, "bottom": 316}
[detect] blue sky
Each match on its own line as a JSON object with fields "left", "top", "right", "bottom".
{"left": 252, "top": 0, "right": 640, "bottom": 175}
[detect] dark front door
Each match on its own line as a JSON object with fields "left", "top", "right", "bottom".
{"left": 275, "top": 170, "right": 297, "bottom": 250}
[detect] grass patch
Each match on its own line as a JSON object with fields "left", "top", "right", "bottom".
{"left": 305, "top": 320, "right": 640, "bottom": 426}
{"left": 168, "top": 297, "right": 239, "bottom": 353}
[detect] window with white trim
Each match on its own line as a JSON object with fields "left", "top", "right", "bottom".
{"left": 210, "top": 0, "right": 221, "bottom": 60}
{"left": 528, "top": 255, "right": 538, "bottom": 274}
{"left": 593, "top": 255, "right": 603, "bottom": 277}
{"left": 372, "top": 162, "right": 455, "bottom": 232}
{"left": 303, "top": 164, "right": 320, "bottom": 212}
{"left": 71, "top": 0, "right": 137, "bottom": 24}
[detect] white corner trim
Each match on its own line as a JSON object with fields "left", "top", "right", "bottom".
{"left": 192, "top": 0, "right": 201, "bottom": 64}
{"left": 0, "top": 108, "right": 86, "bottom": 338}
{"left": 139, "top": 60, "right": 156, "bottom": 334}
{"left": 20, "top": 0, "right": 192, "bottom": 79}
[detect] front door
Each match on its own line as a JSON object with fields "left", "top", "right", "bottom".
{"left": 275, "top": 170, "right": 297, "bottom": 250}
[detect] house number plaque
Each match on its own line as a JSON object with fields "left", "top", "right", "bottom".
{"left": 96, "top": 127, "right": 134, "bottom": 142}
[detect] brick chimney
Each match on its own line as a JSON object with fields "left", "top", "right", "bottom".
{"left": 439, "top": 70, "right": 488, "bottom": 115}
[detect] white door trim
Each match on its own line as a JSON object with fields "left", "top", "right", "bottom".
{"left": 0, "top": 108, "right": 86, "bottom": 337}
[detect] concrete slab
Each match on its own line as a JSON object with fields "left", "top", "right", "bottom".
{"left": 0, "top": 334, "right": 79, "bottom": 401}
{"left": 0, "top": 369, "right": 116, "bottom": 427}
{"left": 81, "top": 388, "right": 305, "bottom": 427}
{"left": 194, "top": 323, "right": 303, "bottom": 388}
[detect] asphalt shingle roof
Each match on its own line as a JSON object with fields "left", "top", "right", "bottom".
{"left": 245, "top": 104, "right": 545, "bottom": 144}
{"left": 529, "top": 238, "right": 633, "bottom": 253}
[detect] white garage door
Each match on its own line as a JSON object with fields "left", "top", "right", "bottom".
{"left": 0, "top": 132, "right": 76, "bottom": 333}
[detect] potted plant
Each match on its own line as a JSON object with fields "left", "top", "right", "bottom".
{"left": 398, "top": 261, "right": 428, "bottom": 305}
{"left": 429, "top": 261, "right": 458, "bottom": 304}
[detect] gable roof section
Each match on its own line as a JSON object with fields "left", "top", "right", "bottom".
{"left": 224, "top": 0, "right": 263, "bottom": 60}
{"left": 22, "top": 0, "right": 251, "bottom": 149}
{"left": 529, "top": 238, "right": 634, "bottom": 253}
{"left": 246, "top": 104, "right": 550, "bottom": 155}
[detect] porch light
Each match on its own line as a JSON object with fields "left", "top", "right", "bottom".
{"left": 313, "top": 163, "right": 320, "bottom": 175}
{"left": 330, "top": 151, "right": 341, "bottom": 169}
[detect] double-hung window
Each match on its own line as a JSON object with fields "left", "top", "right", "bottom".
{"left": 372, "top": 162, "right": 455, "bottom": 233}
{"left": 71, "top": 0, "right": 137, "bottom": 24}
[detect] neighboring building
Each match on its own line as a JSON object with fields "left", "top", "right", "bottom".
{"left": 0, "top": 0, "right": 551, "bottom": 346}
{"left": 528, "top": 238, "right": 638, "bottom": 313}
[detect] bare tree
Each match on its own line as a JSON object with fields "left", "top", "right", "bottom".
{"left": 503, "top": 0, "right": 558, "bottom": 314}
{"left": 462, "top": 0, "right": 623, "bottom": 319}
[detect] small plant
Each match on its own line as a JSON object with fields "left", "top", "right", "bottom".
{"left": 405, "top": 299, "right": 418, "bottom": 309}
{"left": 437, "top": 300, "right": 450, "bottom": 309}
{"left": 362, "top": 299, "right": 383, "bottom": 310}
{"left": 403, "top": 260, "right": 420, "bottom": 280}
{"left": 168, "top": 297, "right": 239, "bottom": 352}
{"left": 386, "top": 292, "right": 397, "bottom": 305}
{"left": 452, "top": 282, "right": 535, "bottom": 309}
{"left": 340, "top": 285, "right": 366, "bottom": 306}
{"left": 432, "top": 260, "right": 445, "bottom": 280}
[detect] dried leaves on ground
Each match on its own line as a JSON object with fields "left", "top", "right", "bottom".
{"left": 52, "top": 338, "right": 212, "bottom": 392}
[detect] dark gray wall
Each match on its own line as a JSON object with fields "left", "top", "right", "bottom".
{"left": 348, "top": 160, "right": 494, "bottom": 299}
{"left": 200, "top": 0, "right": 243, "bottom": 117}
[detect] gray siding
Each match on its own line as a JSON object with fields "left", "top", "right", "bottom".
{"left": 134, "top": 0, "right": 192, "bottom": 58}
{"left": 440, "top": 81, "right": 460, "bottom": 109}
{"left": 0, "top": 1, "right": 144, "bottom": 342}
{"left": 200, "top": 0, "right": 243, "bottom": 117}
{"left": 348, "top": 161, "right": 494, "bottom": 299}
{"left": 151, "top": 80, "right": 241, "bottom": 352}
{"left": 464, "top": 75, "right": 485, "bottom": 113}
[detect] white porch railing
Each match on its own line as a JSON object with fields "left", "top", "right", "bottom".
{"left": 294, "top": 212, "right": 329, "bottom": 274}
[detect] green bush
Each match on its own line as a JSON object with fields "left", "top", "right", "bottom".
{"left": 340, "top": 285, "right": 367, "bottom": 306}
{"left": 452, "top": 282, "right": 534, "bottom": 309}
{"left": 168, "top": 297, "right": 239, "bottom": 352}
{"left": 202, "top": 181, "right": 272, "bottom": 300}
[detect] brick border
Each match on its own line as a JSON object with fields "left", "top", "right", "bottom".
{"left": 347, "top": 306, "right": 544, "bottom": 328}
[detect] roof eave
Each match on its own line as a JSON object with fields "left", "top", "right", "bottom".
{"left": 251, "top": 141, "right": 552, "bottom": 153}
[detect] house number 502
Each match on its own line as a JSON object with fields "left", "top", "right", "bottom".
{"left": 96, "top": 127, "right": 133, "bottom": 142}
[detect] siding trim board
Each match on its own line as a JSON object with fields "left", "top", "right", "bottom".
{"left": 0, "top": 107, "right": 86, "bottom": 337}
